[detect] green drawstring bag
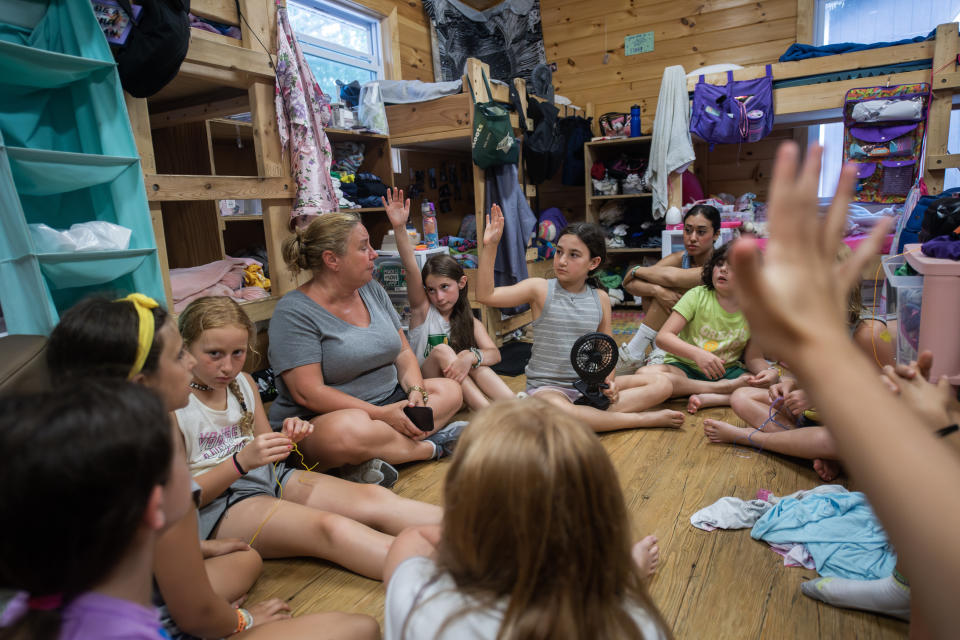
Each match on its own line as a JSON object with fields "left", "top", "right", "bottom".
{"left": 468, "top": 70, "right": 519, "bottom": 169}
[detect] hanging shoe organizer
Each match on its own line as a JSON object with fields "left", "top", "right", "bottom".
{"left": 0, "top": 0, "right": 164, "bottom": 335}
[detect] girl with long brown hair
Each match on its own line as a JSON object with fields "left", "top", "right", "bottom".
{"left": 383, "top": 188, "right": 516, "bottom": 410}
{"left": 382, "top": 398, "right": 670, "bottom": 640}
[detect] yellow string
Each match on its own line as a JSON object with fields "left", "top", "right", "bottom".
{"left": 247, "top": 443, "right": 318, "bottom": 546}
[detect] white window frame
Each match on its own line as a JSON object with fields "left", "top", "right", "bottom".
{"left": 289, "top": 0, "right": 384, "bottom": 81}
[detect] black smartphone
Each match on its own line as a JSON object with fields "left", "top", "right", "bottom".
{"left": 403, "top": 405, "right": 434, "bottom": 432}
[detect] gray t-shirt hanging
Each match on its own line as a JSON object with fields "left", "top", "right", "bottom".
{"left": 267, "top": 280, "right": 403, "bottom": 429}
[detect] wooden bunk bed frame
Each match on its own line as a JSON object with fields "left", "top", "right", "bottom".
{"left": 684, "top": 22, "right": 960, "bottom": 195}
{"left": 126, "top": 0, "right": 291, "bottom": 322}
{"left": 386, "top": 58, "right": 545, "bottom": 345}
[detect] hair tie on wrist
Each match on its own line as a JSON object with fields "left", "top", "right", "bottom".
{"left": 115, "top": 293, "right": 159, "bottom": 379}
{"left": 232, "top": 452, "right": 247, "bottom": 475}
{"left": 28, "top": 593, "right": 63, "bottom": 611}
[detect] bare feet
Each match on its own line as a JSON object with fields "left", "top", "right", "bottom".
{"left": 687, "top": 393, "right": 731, "bottom": 414}
{"left": 635, "top": 409, "right": 685, "bottom": 428}
{"left": 813, "top": 458, "right": 842, "bottom": 482}
{"left": 632, "top": 535, "right": 660, "bottom": 578}
{"left": 703, "top": 418, "right": 752, "bottom": 445}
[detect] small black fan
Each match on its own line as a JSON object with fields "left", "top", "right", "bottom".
{"left": 570, "top": 332, "right": 618, "bottom": 410}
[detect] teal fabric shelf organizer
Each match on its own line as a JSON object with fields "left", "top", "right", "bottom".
{"left": 0, "top": 0, "right": 164, "bottom": 335}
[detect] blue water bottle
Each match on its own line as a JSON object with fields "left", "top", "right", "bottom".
{"left": 630, "top": 104, "right": 641, "bottom": 137}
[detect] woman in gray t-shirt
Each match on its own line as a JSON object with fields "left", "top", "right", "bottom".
{"left": 268, "top": 212, "right": 463, "bottom": 470}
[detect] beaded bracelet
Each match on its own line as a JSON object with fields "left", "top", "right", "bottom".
{"left": 406, "top": 384, "right": 429, "bottom": 403}
{"left": 470, "top": 347, "right": 483, "bottom": 368}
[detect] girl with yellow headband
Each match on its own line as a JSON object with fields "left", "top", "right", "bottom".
{"left": 48, "top": 295, "right": 379, "bottom": 640}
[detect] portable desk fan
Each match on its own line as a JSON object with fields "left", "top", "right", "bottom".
{"left": 570, "top": 332, "right": 618, "bottom": 410}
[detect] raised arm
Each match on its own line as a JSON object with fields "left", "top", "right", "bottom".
{"left": 731, "top": 141, "right": 960, "bottom": 638}
{"left": 383, "top": 188, "right": 429, "bottom": 328}
{"left": 474, "top": 204, "right": 547, "bottom": 311}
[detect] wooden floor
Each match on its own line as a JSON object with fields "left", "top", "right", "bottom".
{"left": 248, "top": 374, "right": 908, "bottom": 639}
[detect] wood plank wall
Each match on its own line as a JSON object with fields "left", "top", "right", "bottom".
{"left": 396, "top": 0, "right": 434, "bottom": 81}
{"left": 543, "top": 0, "right": 799, "bottom": 124}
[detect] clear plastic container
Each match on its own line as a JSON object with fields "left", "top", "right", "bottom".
{"left": 882, "top": 254, "right": 923, "bottom": 364}
{"left": 421, "top": 201, "right": 438, "bottom": 248}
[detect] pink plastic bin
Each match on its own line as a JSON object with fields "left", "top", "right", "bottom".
{"left": 904, "top": 244, "right": 960, "bottom": 385}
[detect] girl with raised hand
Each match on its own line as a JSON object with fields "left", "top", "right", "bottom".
{"left": 175, "top": 296, "right": 441, "bottom": 581}
{"left": 382, "top": 398, "right": 670, "bottom": 640}
{"left": 475, "top": 205, "right": 684, "bottom": 431}
{"left": 46, "top": 295, "right": 379, "bottom": 640}
{"left": 726, "top": 141, "right": 960, "bottom": 638}
{"left": 383, "top": 187, "right": 516, "bottom": 410}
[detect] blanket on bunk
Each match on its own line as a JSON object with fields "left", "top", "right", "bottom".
{"left": 780, "top": 29, "right": 935, "bottom": 62}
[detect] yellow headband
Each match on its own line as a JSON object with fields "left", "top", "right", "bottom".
{"left": 116, "top": 293, "right": 159, "bottom": 379}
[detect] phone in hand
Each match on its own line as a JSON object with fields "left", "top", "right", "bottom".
{"left": 403, "top": 405, "right": 434, "bottom": 432}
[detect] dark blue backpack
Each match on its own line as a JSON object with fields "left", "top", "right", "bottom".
{"left": 558, "top": 116, "right": 593, "bottom": 186}
{"left": 897, "top": 187, "right": 960, "bottom": 253}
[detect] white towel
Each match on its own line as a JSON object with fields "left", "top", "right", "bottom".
{"left": 644, "top": 65, "right": 696, "bottom": 219}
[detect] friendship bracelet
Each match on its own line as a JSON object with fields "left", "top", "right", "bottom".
{"left": 232, "top": 452, "right": 247, "bottom": 476}
{"left": 233, "top": 607, "right": 253, "bottom": 634}
{"left": 470, "top": 347, "right": 483, "bottom": 368}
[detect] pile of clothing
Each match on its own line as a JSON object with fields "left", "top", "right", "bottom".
{"left": 590, "top": 153, "right": 650, "bottom": 196}
{"left": 335, "top": 171, "right": 388, "bottom": 209}
{"left": 596, "top": 200, "right": 663, "bottom": 249}
{"left": 170, "top": 257, "right": 270, "bottom": 313}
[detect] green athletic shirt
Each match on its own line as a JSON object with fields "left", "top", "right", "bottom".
{"left": 663, "top": 285, "right": 750, "bottom": 370}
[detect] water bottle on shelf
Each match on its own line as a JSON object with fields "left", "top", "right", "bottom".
{"left": 421, "top": 200, "right": 438, "bottom": 249}
{"left": 629, "top": 104, "right": 641, "bottom": 137}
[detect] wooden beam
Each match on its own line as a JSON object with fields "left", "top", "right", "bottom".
{"left": 386, "top": 93, "right": 471, "bottom": 139}
{"left": 932, "top": 71, "right": 960, "bottom": 92}
{"left": 773, "top": 70, "right": 929, "bottom": 115}
{"left": 796, "top": 0, "right": 813, "bottom": 45}
{"left": 191, "top": 0, "right": 238, "bottom": 25}
{"left": 150, "top": 96, "right": 250, "bottom": 129}
{"left": 927, "top": 154, "right": 960, "bottom": 170}
{"left": 924, "top": 23, "right": 960, "bottom": 194}
{"left": 185, "top": 33, "right": 274, "bottom": 80}
{"left": 388, "top": 130, "right": 471, "bottom": 148}
{"left": 144, "top": 175, "right": 293, "bottom": 201}
{"left": 383, "top": 7, "right": 402, "bottom": 81}
{"left": 238, "top": 0, "right": 273, "bottom": 55}
{"left": 249, "top": 81, "right": 284, "bottom": 178}
{"left": 685, "top": 40, "right": 934, "bottom": 91}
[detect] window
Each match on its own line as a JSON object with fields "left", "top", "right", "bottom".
{"left": 287, "top": 0, "right": 382, "bottom": 101}
{"left": 810, "top": 0, "right": 960, "bottom": 196}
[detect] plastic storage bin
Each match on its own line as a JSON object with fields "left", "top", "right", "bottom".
{"left": 903, "top": 244, "right": 960, "bottom": 384}
{"left": 881, "top": 254, "right": 923, "bottom": 365}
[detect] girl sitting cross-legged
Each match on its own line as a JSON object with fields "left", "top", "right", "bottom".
{"left": 638, "top": 242, "right": 779, "bottom": 412}
{"left": 383, "top": 187, "right": 516, "bottom": 411}
{"left": 476, "top": 205, "right": 684, "bottom": 431}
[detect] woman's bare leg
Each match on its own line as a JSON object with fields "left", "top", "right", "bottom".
{"left": 299, "top": 409, "right": 435, "bottom": 469}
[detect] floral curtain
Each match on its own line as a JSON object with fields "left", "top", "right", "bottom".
{"left": 275, "top": 4, "right": 338, "bottom": 227}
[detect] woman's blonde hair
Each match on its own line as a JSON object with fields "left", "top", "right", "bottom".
{"left": 281, "top": 211, "right": 361, "bottom": 275}
{"left": 178, "top": 296, "right": 257, "bottom": 437}
{"left": 415, "top": 398, "right": 669, "bottom": 640}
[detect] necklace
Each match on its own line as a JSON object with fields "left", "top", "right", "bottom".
{"left": 189, "top": 381, "right": 214, "bottom": 392}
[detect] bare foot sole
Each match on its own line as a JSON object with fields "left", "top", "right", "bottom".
{"left": 632, "top": 535, "right": 660, "bottom": 578}
{"left": 813, "top": 458, "right": 842, "bottom": 482}
{"left": 687, "top": 393, "right": 729, "bottom": 413}
{"left": 635, "top": 409, "right": 685, "bottom": 428}
{"left": 703, "top": 418, "right": 752, "bottom": 445}
{"left": 687, "top": 394, "right": 704, "bottom": 414}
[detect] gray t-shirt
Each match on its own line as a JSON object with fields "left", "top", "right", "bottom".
{"left": 384, "top": 556, "right": 667, "bottom": 640}
{"left": 267, "top": 280, "right": 403, "bottom": 429}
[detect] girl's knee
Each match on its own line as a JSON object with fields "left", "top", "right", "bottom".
{"left": 730, "top": 386, "right": 759, "bottom": 412}
{"left": 425, "top": 377, "right": 462, "bottom": 406}
{"left": 427, "top": 342, "right": 456, "bottom": 361}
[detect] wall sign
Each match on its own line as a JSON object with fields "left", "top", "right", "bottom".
{"left": 624, "top": 32, "right": 654, "bottom": 56}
